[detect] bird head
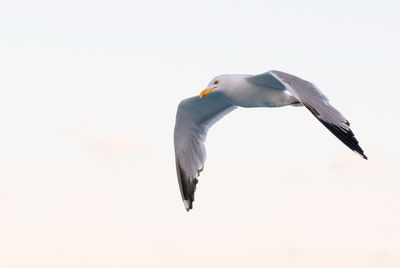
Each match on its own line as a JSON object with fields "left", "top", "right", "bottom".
{"left": 200, "top": 76, "right": 226, "bottom": 98}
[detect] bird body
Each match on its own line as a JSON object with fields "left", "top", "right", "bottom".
{"left": 207, "top": 74, "right": 298, "bottom": 107}
{"left": 174, "top": 70, "right": 367, "bottom": 211}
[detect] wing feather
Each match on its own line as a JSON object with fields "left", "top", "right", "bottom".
{"left": 174, "top": 92, "right": 236, "bottom": 211}
{"left": 269, "top": 70, "right": 367, "bottom": 159}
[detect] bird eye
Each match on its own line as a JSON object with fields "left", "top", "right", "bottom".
{"left": 213, "top": 80, "right": 219, "bottom": 85}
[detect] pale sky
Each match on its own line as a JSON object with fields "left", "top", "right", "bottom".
{"left": 1, "top": 0, "right": 400, "bottom": 267}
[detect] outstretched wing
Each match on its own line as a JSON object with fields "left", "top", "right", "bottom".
{"left": 174, "top": 92, "right": 236, "bottom": 211}
{"left": 250, "top": 70, "right": 367, "bottom": 159}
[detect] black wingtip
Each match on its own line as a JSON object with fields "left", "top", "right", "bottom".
{"left": 183, "top": 199, "right": 193, "bottom": 212}
{"left": 353, "top": 149, "right": 368, "bottom": 160}
{"left": 176, "top": 160, "right": 197, "bottom": 212}
{"left": 304, "top": 103, "right": 367, "bottom": 160}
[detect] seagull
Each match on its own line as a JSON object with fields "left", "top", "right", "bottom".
{"left": 174, "top": 70, "right": 367, "bottom": 211}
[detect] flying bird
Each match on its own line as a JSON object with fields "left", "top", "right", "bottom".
{"left": 174, "top": 70, "right": 367, "bottom": 211}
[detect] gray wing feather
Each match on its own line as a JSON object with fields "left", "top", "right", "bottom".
{"left": 246, "top": 72, "right": 286, "bottom": 90}
{"left": 249, "top": 70, "right": 367, "bottom": 159}
{"left": 174, "top": 92, "right": 236, "bottom": 211}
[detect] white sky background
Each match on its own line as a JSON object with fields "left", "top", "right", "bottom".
{"left": 1, "top": 0, "right": 400, "bottom": 267}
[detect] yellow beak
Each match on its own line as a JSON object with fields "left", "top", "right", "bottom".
{"left": 200, "top": 87, "right": 215, "bottom": 98}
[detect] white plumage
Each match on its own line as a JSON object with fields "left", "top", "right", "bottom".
{"left": 174, "top": 70, "right": 367, "bottom": 211}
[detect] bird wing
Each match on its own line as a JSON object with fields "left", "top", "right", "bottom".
{"left": 174, "top": 92, "right": 236, "bottom": 211}
{"left": 248, "top": 70, "right": 367, "bottom": 159}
